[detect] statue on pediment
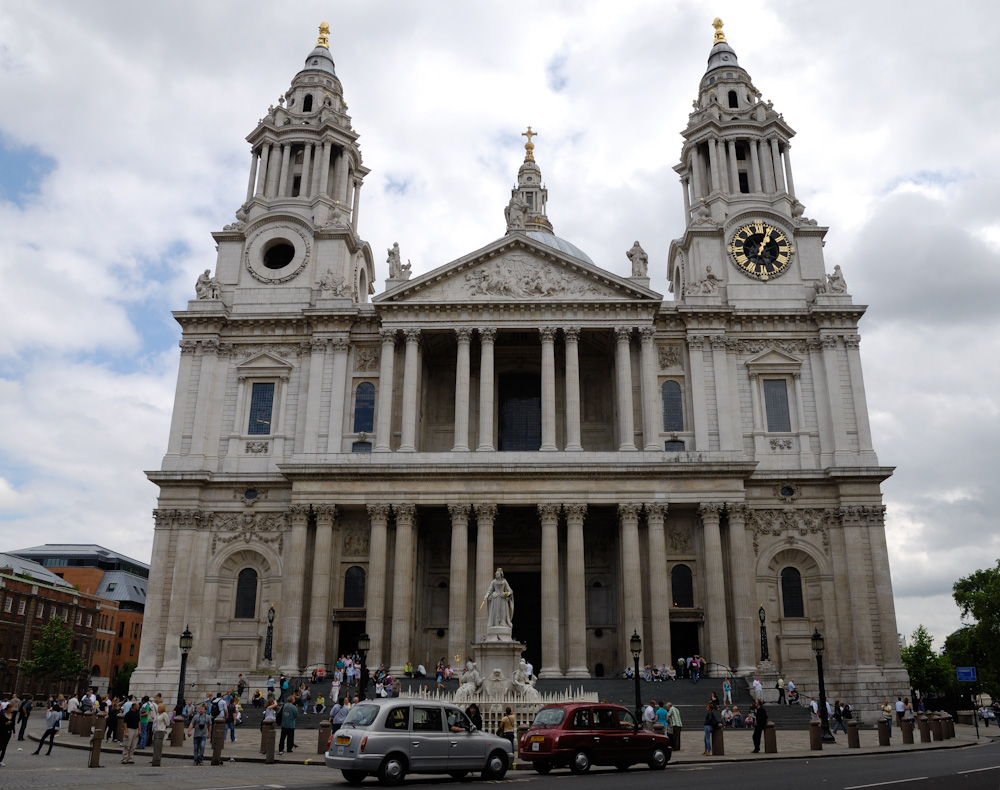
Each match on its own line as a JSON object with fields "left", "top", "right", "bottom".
{"left": 196, "top": 269, "right": 221, "bottom": 300}
{"left": 504, "top": 192, "right": 528, "bottom": 230}
{"left": 387, "top": 242, "right": 404, "bottom": 278}
{"left": 626, "top": 241, "right": 648, "bottom": 277}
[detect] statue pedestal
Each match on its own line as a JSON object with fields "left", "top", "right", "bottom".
{"left": 473, "top": 640, "right": 524, "bottom": 686}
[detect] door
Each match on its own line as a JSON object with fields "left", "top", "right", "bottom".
{"left": 614, "top": 709, "right": 645, "bottom": 761}
{"left": 410, "top": 706, "right": 450, "bottom": 771}
{"left": 591, "top": 706, "right": 624, "bottom": 765}
{"left": 445, "top": 707, "right": 481, "bottom": 771}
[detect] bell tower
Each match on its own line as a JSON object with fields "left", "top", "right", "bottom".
{"left": 504, "top": 127, "right": 554, "bottom": 235}
{"left": 668, "top": 19, "right": 835, "bottom": 308}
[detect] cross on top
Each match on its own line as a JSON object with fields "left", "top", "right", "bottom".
{"left": 522, "top": 126, "right": 537, "bottom": 162}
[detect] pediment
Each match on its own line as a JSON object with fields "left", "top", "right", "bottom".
{"left": 235, "top": 353, "right": 293, "bottom": 376}
{"left": 745, "top": 348, "right": 802, "bottom": 369}
{"left": 375, "top": 235, "right": 660, "bottom": 305}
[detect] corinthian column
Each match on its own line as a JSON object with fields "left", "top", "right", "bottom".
{"left": 326, "top": 338, "right": 349, "bottom": 452}
{"left": 639, "top": 327, "right": 660, "bottom": 450}
{"left": 390, "top": 504, "right": 417, "bottom": 674}
{"left": 279, "top": 504, "right": 310, "bottom": 673}
{"left": 699, "top": 503, "right": 730, "bottom": 667}
{"left": 538, "top": 504, "right": 562, "bottom": 677}
{"left": 724, "top": 503, "right": 755, "bottom": 673}
{"left": 307, "top": 505, "right": 338, "bottom": 670}
{"left": 452, "top": 329, "right": 472, "bottom": 452}
{"left": 474, "top": 503, "right": 497, "bottom": 641}
{"left": 540, "top": 327, "right": 558, "bottom": 451}
{"left": 645, "top": 503, "right": 670, "bottom": 665}
{"left": 374, "top": 330, "right": 396, "bottom": 452}
{"left": 399, "top": 330, "right": 421, "bottom": 452}
{"left": 619, "top": 504, "right": 643, "bottom": 665}
{"left": 447, "top": 504, "right": 470, "bottom": 663}
{"left": 477, "top": 329, "right": 496, "bottom": 451}
{"left": 564, "top": 504, "right": 589, "bottom": 677}
{"left": 564, "top": 327, "right": 582, "bottom": 451}
{"left": 365, "top": 504, "right": 390, "bottom": 669}
{"left": 615, "top": 327, "right": 637, "bottom": 451}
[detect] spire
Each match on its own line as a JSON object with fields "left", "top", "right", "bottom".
{"left": 712, "top": 17, "right": 726, "bottom": 43}
{"left": 522, "top": 126, "right": 537, "bottom": 163}
{"left": 505, "top": 128, "right": 553, "bottom": 235}
{"left": 316, "top": 21, "right": 331, "bottom": 49}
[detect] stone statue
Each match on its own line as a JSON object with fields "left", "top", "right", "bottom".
{"left": 483, "top": 568, "right": 514, "bottom": 630}
{"left": 504, "top": 193, "right": 528, "bottom": 230}
{"left": 401, "top": 259, "right": 412, "bottom": 280}
{"left": 511, "top": 658, "right": 536, "bottom": 695}
{"left": 684, "top": 265, "right": 721, "bottom": 295}
{"left": 387, "top": 242, "right": 403, "bottom": 278}
{"left": 195, "top": 269, "right": 220, "bottom": 300}
{"left": 827, "top": 265, "right": 847, "bottom": 293}
{"left": 319, "top": 268, "right": 348, "bottom": 296}
{"left": 460, "top": 660, "right": 482, "bottom": 693}
{"left": 626, "top": 241, "right": 648, "bottom": 277}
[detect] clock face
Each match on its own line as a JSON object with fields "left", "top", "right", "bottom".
{"left": 728, "top": 221, "right": 795, "bottom": 281}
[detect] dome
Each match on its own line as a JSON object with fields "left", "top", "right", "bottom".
{"left": 525, "top": 231, "right": 593, "bottom": 265}
{"left": 301, "top": 45, "right": 336, "bottom": 76}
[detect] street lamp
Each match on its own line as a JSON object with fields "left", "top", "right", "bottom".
{"left": 811, "top": 628, "right": 836, "bottom": 743}
{"left": 357, "top": 632, "right": 371, "bottom": 702}
{"left": 630, "top": 630, "right": 642, "bottom": 724}
{"left": 759, "top": 606, "right": 769, "bottom": 662}
{"left": 176, "top": 625, "right": 193, "bottom": 716}
{"left": 264, "top": 606, "right": 275, "bottom": 662}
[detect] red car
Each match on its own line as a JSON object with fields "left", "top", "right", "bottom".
{"left": 518, "top": 702, "right": 671, "bottom": 774}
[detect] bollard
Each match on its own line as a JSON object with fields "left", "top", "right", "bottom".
{"left": 877, "top": 718, "right": 890, "bottom": 746}
{"left": 930, "top": 715, "right": 943, "bottom": 741}
{"left": 89, "top": 712, "right": 106, "bottom": 768}
{"left": 170, "top": 718, "right": 185, "bottom": 747}
{"left": 211, "top": 715, "right": 225, "bottom": 765}
{"left": 83, "top": 711, "right": 96, "bottom": 737}
{"left": 847, "top": 719, "right": 860, "bottom": 748}
{"left": 901, "top": 719, "right": 914, "bottom": 744}
{"left": 116, "top": 718, "right": 125, "bottom": 743}
{"left": 69, "top": 710, "right": 81, "bottom": 735}
{"left": 944, "top": 715, "right": 955, "bottom": 739}
{"left": 711, "top": 725, "right": 724, "bottom": 756}
{"left": 652, "top": 722, "right": 665, "bottom": 735}
{"left": 264, "top": 724, "right": 276, "bottom": 764}
{"left": 260, "top": 721, "right": 273, "bottom": 754}
{"left": 151, "top": 727, "right": 165, "bottom": 767}
{"left": 764, "top": 721, "right": 777, "bottom": 753}
{"left": 809, "top": 720, "right": 822, "bottom": 750}
{"left": 318, "top": 719, "right": 331, "bottom": 754}
{"left": 917, "top": 715, "right": 930, "bottom": 743}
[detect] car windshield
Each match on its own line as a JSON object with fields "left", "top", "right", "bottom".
{"left": 532, "top": 708, "right": 567, "bottom": 727}
{"left": 342, "top": 704, "right": 380, "bottom": 727}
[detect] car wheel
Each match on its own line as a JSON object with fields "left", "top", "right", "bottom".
{"left": 377, "top": 754, "right": 407, "bottom": 786}
{"left": 342, "top": 769, "right": 368, "bottom": 784}
{"left": 648, "top": 746, "right": 669, "bottom": 770}
{"left": 533, "top": 762, "right": 552, "bottom": 774}
{"left": 484, "top": 750, "right": 508, "bottom": 780}
{"left": 448, "top": 771, "right": 468, "bottom": 779}
{"left": 570, "top": 749, "right": 591, "bottom": 774}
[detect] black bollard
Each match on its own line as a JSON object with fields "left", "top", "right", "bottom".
{"left": 930, "top": 715, "right": 943, "bottom": 741}
{"left": 877, "top": 718, "right": 890, "bottom": 746}
{"left": 211, "top": 715, "right": 225, "bottom": 765}
{"left": 901, "top": 719, "right": 914, "bottom": 744}
{"left": 847, "top": 719, "right": 860, "bottom": 748}
{"left": 764, "top": 721, "right": 777, "bottom": 753}
{"left": 264, "top": 723, "right": 276, "bottom": 764}
{"left": 711, "top": 725, "right": 724, "bottom": 756}
{"left": 917, "top": 714, "right": 930, "bottom": 743}
{"left": 89, "top": 712, "right": 106, "bottom": 768}
{"left": 170, "top": 718, "right": 185, "bottom": 747}
{"left": 318, "top": 719, "right": 331, "bottom": 754}
{"left": 809, "top": 720, "right": 822, "bottom": 750}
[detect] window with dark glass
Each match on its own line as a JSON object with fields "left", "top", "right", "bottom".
{"left": 248, "top": 382, "right": 275, "bottom": 435}
{"left": 728, "top": 90, "right": 738, "bottom": 108}
{"left": 781, "top": 567, "right": 804, "bottom": 618}
{"left": 763, "top": 379, "right": 791, "bottom": 432}
{"left": 672, "top": 564, "right": 694, "bottom": 608}
{"left": 353, "top": 382, "right": 375, "bottom": 432}
{"left": 234, "top": 568, "right": 258, "bottom": 619}
{"left": 664, "top": 440, "right": 686, "bottom": 451}
{"left": 351, "top": 441, "right": 372, "bottom": 453}
{"left": 344, "top": 566, "right": 366, "bottom": 608}
{"left": 498, "top": 372, "right": 541, "bottom": 451}
{"left": 661, "top": 380, "right": 683, "bottom": 431}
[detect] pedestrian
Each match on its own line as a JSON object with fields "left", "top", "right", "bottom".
{"left": 266, "top": 675, "right": 276, "bottom": 699}
{"left": 831, "top": 700, "right": 846, "bottom": 734}
{"left": 499, "top": 706, "right": 516, "bottom": 745}
{"left": 278, "top": 698, "right": 298, "bottom": 754}
{"left": 667, "top": 701, "right": 683, "bottom": 750}
{"left": 152, "top": 703, "right": 171, "bottom": 759}
{"left": 236, "top": 673, "right": 247, "bottom": 698}
{"left": 33, "top": 705, "right": 62, "bottom": 756}
{"left": 137, "top": 695, "right": 152, "bottom": 749}
{"left": 329, "top": 697, "right": 348, "bottom": 734}
{"left": 894, "top": 697, "right": 905, "bottom": 728}
{"left": 105, "top": 698, "right": 120, "bottom": 742}
{"left": 881, "top": 698, "right": 893, "bottom": 738}
{"left": 0, "top": 706, "right": 14, "bottom": 766}
{"left": 643, "top": 700, "right": 657, "bottom": 729}
{"left": 225, "top": 695, "right": 237, "bottom": 742}
{"left": 16, "top": 694, "right": 32, "bottom": 741}
{"left": 786, "top": 678, "right": 796, "bottom": 704}
{"left": 752, "top": 676, "right": 763, "bottom": 702}
{"left": 752, "top": 700, "right": 768, "bottom": 753}
{"left": 120, "top": 701, "right": 141, "bottom": 763}
{"left": 186, "top": 703, "right": 211, "bottom": 765}
{"left": 776, "top": 676, "right": 785, "bottom": 705}
{"left": 723, "top": 678, "right": 733, "bottom": 705}
{"left": 702, "top": 703, "right": 719, "bottom": 756}
{"left": 655, "top": 700, "right": 668, "bottom": 730}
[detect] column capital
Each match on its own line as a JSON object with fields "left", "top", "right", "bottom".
{"left": 179, "top": 339, "right": 198, "bottom": 354}
{"left": 537, "top": 503, "right": 561, "bottom": 523}
{"left": 724, "top": 502, "right": 749, "bottom": 523}
{"left": 844, "top": 334, "right": 861, "bottom": 349}
{"left": 379, "top": 329, "right": 397, "bottom": 344}
{"left": 564, "top": 326, "right": 581, "bottom": 342}
{"left": 448, "top": 503, "right": 471, "bottom": 522}
{"left": 614, "top": 326, "right": 633, "bottom": 343}
{"left": 474, "top": 503, "right": 497, "bottom": 522}
{"left": 394, "top": 503, "right": 417, "bottom": 522}
{"left": 332, "top": 337, "right": 350, "bottom": 353}
{"left": 639, "top": 326, "right": 656, "bottom": 343}
{"left": 821, "top": 335, "right": 839, "bottom": 349}
{"left": 539, "top": 326, "right": 558, "bottom": 343}
{"left": 645, "top": 502, "right": 669, "bottom": 522}
{"left": 366, "top": 503, "right": 391, "bottom": 523}
{"left": 699, "top": 502, "right": 724, "bottom": 521}
{"left": 687, "top": 334, "right": 706, "bottom": 349}
{"left": 564, "top": 503, "right": 587, "bottom": 523}
{"left": 710, "top": 334, "right": 728, "bottom": 349}
{"left": 479, "top": 327, "right": 497, "bottom": 343}
{"left": 287, "top": 504, "right": 311, "bottom": 525}
{"left": 455, "top": 327, "right": 473, "bottom": 344}
{"left": 309, "top": 338, "right": 328, "bottom": 353}
{"left": 403, "top": 328, "right": 421, "bottom": 344}
{"left": 314, "top": 504, "right": 339, "bottom": 525}
{"left": 618, "top": 503, "right": 641, "bottom": 522}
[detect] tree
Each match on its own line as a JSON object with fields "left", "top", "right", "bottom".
{"left": 900, "top": 625, "right": 953, "bottom": 695}
{"left": 948, "top": 560, "right": 1000, "bottom": 698}
{"left": 111, "top": 662, "right": 137, "bottom": 698}
{"left": 21, "top": 617, "right": 87, "bottom": 697}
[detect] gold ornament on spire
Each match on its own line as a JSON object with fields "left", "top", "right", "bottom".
{"left": 317, "top": 21, "right": 331, "bottom": 49}
{"left": 712, "top": 17, "right": 726, "bottom": 44}
{"left": 522, "top": 126, "right": 537, "bottom": 162}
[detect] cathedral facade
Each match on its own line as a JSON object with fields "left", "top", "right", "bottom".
{"left": 133, "top": 21, "right": 909, "bottom": 711}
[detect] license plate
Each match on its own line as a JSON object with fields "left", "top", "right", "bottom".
{"left": 530, "top": 735, "right": 544, "bottom": 742}
{"left": 532, "top": 743, "right": 539, "bottom": 751}
{"left": 336, "top": 736, "right": 350, "bottom": 745}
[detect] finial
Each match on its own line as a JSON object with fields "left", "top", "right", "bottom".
{"left": 317, "top": 21, "right": 331, "bottom": 49}
{"left": 712, "top": 17, "right": 726, "bottom": 44}
{"left": 522, "top": 126, "right": 537, "bottom": 162}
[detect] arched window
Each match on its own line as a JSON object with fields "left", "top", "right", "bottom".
{"left": 671, "top": 564, "right": 694, "bottom": 608}
{"left": 781, "top": 567, "right": 804, "bottom": 618}
{"left": 662, "top": 381, "right": 683, "bottom": 432}
{"left": 353, "top": 382, "right": 375, "bottom": 432}
{"left": 727, "top": 90, "right": 738, "bottom": 108}
{"left": 344, "top": 566, "right": 366, "bottom": 608}
{"left": 303, "top": 94, "right": 314, "bottom": 112}
{"left": 91, "top": 663, "right": 101, "bottom": 676}
{"left": 234, "top": 568, "right": 258, "bottom": 619}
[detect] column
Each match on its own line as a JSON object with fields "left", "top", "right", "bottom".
{"left": 710, "top": 336, "right": 734, "bottom": 451}
{"left": 690, "top": 148, "right": 705, "bottom": 199}
{"left": 265, "top": 143, "right": 282, "bottom": 196}
{"left": 300, "top": 143, "right": 313, "bottom": 197}
{"left": 399, "top": 329, "right": 421, "bottom": 452}
{"left": 390, "top": 504, "right": 417, "bottom": 674}
{"left": 618, "top": 504, "right": 643, "bottom": 665}
{"left": 614, "top": 327, "right": 637, "bottom": 451}
{"left": 844, "top": 335, "right": 876, "bottom": 459}
{"left": 326, "top": 338, "right": 350, "bottom": 453}
{"left": 717, "top": 138, "right": 729, "bottom": 193}
{"left": 564, "top": 504, "right": 589, "bottom": 677}
{"left": 687, "top": 336, "right": 709, "bottom": 451}
{"left": 374, "top": 330, "right": 396, "bottom": 452}
{"left": 868, "top": 507, "right": 903, "bottom": 664}
{"left": 749, "top": 139, "right": 763, "bottom": 193}
{"left": 245, "top": 149, "right": 259, "bottom": 203}
{"left": 447, "top": 504, "right": 470, "bottom": 663}
{"left": 303, "top": 338, "right": 327, "bottom": 454}
{"left": 477, "top": 329, "right": 496, "bottom": 451}
{"left": 351, "top": 179, "right": 362, "bottom": 231}
{"left": 189, "top": 340, "right": 219, "bottom": 457}
{"left": 792, "top": 372, "right": 813, "bottom": 465}
{"left": 452, "top": 328, "right": 472, "bottom": 452}
{"left": 727, "top": 139, "right": 739, "bottom": 195}
{"left": 639, "top": 327, "right": 660, "bottom": 451}
{"left": 707, "top": 136, "right": 721, "bottom": 193}
{"left": 255, "top": 143, "right": 270, "bottom": 197}
{"left": 564, "top": 327, "right": 582, "bottom": 451}
{"left": 279, "top": 504, "right": 310, "bottom": 673}
{"left": 319, "top": 142, "right": 333, "bottom": 196}
{"left": 839, "top": 508, "right": 875, "bottom": 665}
{"left": 365, "top": 504, "right": 390, "bottom": 669}
{"left": 820, "top": 335, "right": 850, "bottom": 460}
{"left": 164, "top": 518, "right": 196, "bottom": 666}
{"left": 645, "top": 503, "right": 670, "bottom": 666}
{"left": 681, "top": 177, "right": 691, "bottom": 215}
{"left": 699, "top": 503, "right": 730, "bottom": 668}
{"left": 538, "top": 504, "right": 562, "bottom": 677}
{"left": 724, "top": 503, "right": 755, "bottom": 673}
{"left": 540, "top": 327, "right": 558, "bottom": 451}
{"left": 307, "top": 505, "right": 338, "bottom": 670}
{"left": 473, "top": 503, "right": 497, "bottom": 641}
{"left": 782, "top": 143, "right": 795, "bottom": 198}
{"left": 166, "top": 341, "right": 197, "bottom": 455}
{"left": 769, "top": 137, "right": 786, "bottom": 193}
{"left": 277, "top": 143, "right": 292, "bottom": 197}
{"left": 312, "top": 141, "right": 326, "bottom": 196}
{"left": 748, "top": 372, "right": 764, "bottom": 433}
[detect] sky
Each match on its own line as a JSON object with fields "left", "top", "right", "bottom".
{"left": 0, "top": 1, "right": 998, "bottom": 652}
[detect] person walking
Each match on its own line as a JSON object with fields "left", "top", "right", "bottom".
{"left": 278, "top": 698, "right": 298, "bottom": 755}
{"left": 0, "top": 706, "right": 15, "bottom": 766}
{"left": 120, "top": 702, "right": 141, "bottom": 764}
{"left": 32, "top": 705, "right": 62, "bottom": 756}
{"left": 776, "top": 676, "right": 786, "bottom": 705}
{"left": 666, "top": 701, "right": 683, "bottom": 751}
{"left": 702, "top": 703, "right": 719, "bottom": 756}
{"left": 16, "top": 695, "right": 32, "bottom": 741}
{"left": 752, "top": 700, "right": 768, "bottom": 753}
{"left": 151, "top": 703, "right": 171, "bottom": 761}
{"left": 329, "top": 697, "right": 348, "bottom": 734}
{"left": 186, "top": 703, "right": 211, "bottom": 765}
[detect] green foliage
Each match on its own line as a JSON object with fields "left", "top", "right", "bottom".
{"left": 21, "top": 617, "right": 87, "bottom": 694}
{"left": 111, "top": 662, "right": 137, "bottom": 698}
{"left": 947, "top": 560, "right": 1000, "bottom": 698}
{"left": 944, "top": 626, "right": 998, "bottom": 698}
{"left": 900, "top": 625, "right": 953, "bottom": 694}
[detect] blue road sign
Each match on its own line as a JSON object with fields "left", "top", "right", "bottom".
{"left": 957, "top": 667, "right": 977, "bottom": 682}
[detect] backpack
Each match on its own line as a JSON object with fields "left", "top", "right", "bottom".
{"left": 211, "top": 699, "right": 222, "bottom": 719}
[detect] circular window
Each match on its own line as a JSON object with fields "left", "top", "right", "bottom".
{"left": 244, "top": 489, "right": 258, "bottom": 500}
{"left": 526, "top": 176, "right": 533, "bottom": 182}
{"left": 780, "top": 486, "right": 795, "bottom": 498}
{"left": 263, "top": 241, "right": 295, "bottom": 269}
{"left": 594, "top": 628, "right": 603, "bottom": 639}
{"left": 436, "top": 628, "right": 445, "bottom": 639}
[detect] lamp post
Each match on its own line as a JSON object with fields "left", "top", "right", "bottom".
{"left": 811, "top": 628, "right": 836, "bottom": 743}
{"left": 264, "top": 606, "right": 275, "bottom": 663}
{"left": 357, "top": 632, "right": 371, "bottom": 702}
{"left": 759, "top": 606, "right": 769, "bottom": 662}
{"left": 175, "top": 625, "right": 193, "bottom": 716}
{"left": 630, "top": 630, "right": 642, "bottom": 723}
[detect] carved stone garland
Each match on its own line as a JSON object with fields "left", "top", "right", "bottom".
{"left": 748, "top": 508, "right": 835, "bottom": 556}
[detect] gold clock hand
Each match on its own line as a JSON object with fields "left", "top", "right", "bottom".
{"left": 757, "top": 229, "right": 772, "bottom": 257}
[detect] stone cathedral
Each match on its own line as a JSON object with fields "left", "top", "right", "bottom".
{"left": 134, "top": 21, "right": 909, "bottom": 709}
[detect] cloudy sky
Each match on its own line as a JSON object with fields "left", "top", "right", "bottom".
{"left": 1, "top": 1, "right": 997, "bottom": 651}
